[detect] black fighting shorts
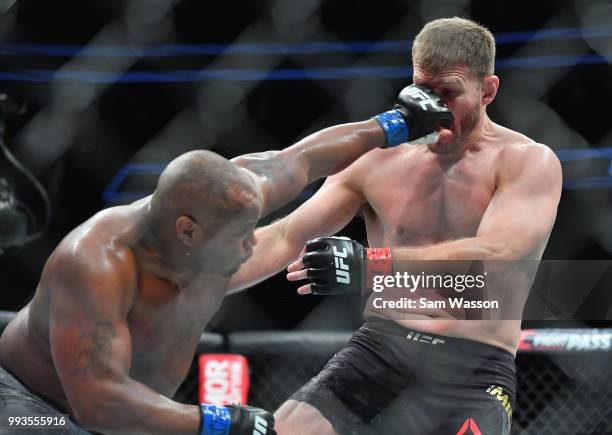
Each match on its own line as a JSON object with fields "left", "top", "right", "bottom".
{"left": 0, "top": 364, "right": 90, "bottom": 434}
{"left": 290, "top": 321, "right": 516, "bottom": 435}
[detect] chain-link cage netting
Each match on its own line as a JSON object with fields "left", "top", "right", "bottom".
{"left": 172, "top": 330, "right": 612, "bottom": 435}
{"left": 227, "top": 332, "right": 353, "bottom": 411}
{"left": 514, "top": 353, "right": 612, "bottom": 434}
{"left": 173, "top": 331, "right": 350, "bottom": 410}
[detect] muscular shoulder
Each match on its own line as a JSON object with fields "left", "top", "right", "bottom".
{"left": 500, "top": 141, "right": 560, "bottom": 171}
{"left": 489, "top": 122, "right": 558, "bottom": 171}
{"left": 495, "top": 139, "right": 562, "bottom": 193}
{"left": 46, "top": 207, "right": 139, "bottom": 309}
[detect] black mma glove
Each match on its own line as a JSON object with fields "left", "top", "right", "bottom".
{"left": 200, "top": 403, "right": 275, "bottom": 435}
{"left": 303, "top": 237, "right": 393, "bottom": 295}
{"left": 374, "top": 84, "right": 453, "bottom": 147}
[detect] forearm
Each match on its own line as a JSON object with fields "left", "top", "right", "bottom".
{"left": 233, "top": 120, "right": 383, "bottom": 215}
{"left": 74, "top": 377, "right": 200, "bottom": 435}
{"left": 290, "top": 119, "right": 384, "bottom": 182}
{"left": 394, "top": 237, "right": 496, "bottom": 261}
{"left": 274, "top": 82, "right": 452, "bottom": 185}
{"left": 228, "top": 219, "right": 303, "bottom": 294}
{"left": 389, "top": 237, "right": 501, "bottom": 276}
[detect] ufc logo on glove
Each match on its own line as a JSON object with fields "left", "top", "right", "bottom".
{"left": 333, "top": 246, "right": 351, "bottom": 284}
{"left": 404, "top": 86, "right": 440, "bottom": 111}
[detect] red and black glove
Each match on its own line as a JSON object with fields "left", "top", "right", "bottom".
{"left": 302, "top": 237, "right": 392, "bottom": 295}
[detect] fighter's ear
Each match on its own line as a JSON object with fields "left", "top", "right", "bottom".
{"left": 176, "top": 215, "right": 202, "bottom": 246}
{"left": 482, "top": 75, "right": 499, "bottom": 106}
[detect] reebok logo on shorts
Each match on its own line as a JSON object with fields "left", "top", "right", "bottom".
{"left": 455, "top": 417, "right": 482, "bottom": 435}
{"left": 406, "top": 331, "right": 445, "bottom": 345}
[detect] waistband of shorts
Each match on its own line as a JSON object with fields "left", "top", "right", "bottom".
{"left": 362, "top": 320, "right": 515, "bottom": 360}
{"left": 0, "top": 360, "right": 69, "bottom": 415}
{"left": 0, "top": 359, "right": 22, "bottom": 389}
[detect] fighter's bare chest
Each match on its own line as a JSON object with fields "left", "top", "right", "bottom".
{"left": 364, "top": 154, "right": 496, "bottom": 245}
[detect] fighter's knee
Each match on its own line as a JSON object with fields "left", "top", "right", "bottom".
{"left": 275, "top": 400, "right": 337, "bottom": 435}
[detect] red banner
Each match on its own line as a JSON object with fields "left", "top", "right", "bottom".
{"left": 199, "top": 354, "right": 250, "bottom": 405}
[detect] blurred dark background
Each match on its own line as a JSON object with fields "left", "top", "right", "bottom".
{"left": 0, "top": 0, "right": 610, "bottom": 330}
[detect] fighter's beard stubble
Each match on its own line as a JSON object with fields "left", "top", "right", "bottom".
{"left": 442, "top": 99, "right": 482, "bottom": 153}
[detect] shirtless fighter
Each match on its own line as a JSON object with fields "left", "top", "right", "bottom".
{"left": 0, "top": 83, "right": 450, "bottom": 433}
{"left": 230, "top": 18, "right": 562, "bottom": 434}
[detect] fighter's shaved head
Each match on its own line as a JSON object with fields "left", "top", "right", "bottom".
{"left": 150, "top": 150, "right": 261, "bottom": 239}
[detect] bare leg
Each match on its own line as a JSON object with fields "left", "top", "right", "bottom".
{"left": 275, "top": 399, "right": 339, "bottom": 435}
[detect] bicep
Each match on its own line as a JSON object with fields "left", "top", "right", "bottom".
{"left": 477, "top": 147, "right": 562, "bottom": 258}
{"left": 49, "top": 258, "right": 134, "bottom": 404}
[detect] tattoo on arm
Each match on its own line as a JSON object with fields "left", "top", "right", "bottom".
{"left": 72, "top": 320, "right": 117, "bottom": 378}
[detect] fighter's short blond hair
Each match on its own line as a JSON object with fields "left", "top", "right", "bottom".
{"left": 412, "top": 17, "right": 496, "bottom": 77}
